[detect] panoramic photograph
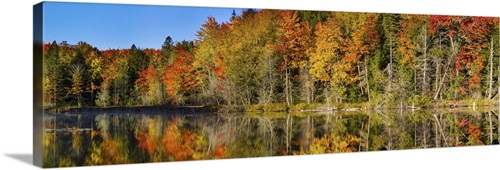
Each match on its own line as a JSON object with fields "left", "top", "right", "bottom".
{"left": 41, "top": 1, "right": 500, "bottom": 168}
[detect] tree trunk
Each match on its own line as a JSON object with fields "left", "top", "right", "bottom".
{"left": 91, "top": 88, "right": 94, "bottom": 107}
{"left": 388, "top": 126, "right": 393, "bottom": 150}
{"left": 284, "top": 56, "right": 291, "bottom": 107}
{"left": 389, "top": 35, "right": 393, "bottom": 90}
{"left": 289, "top": 72, "right": 293, "bottom": 106}
{"left": 454, "top": 113, "right": 458, "bottom": 146}
{"left": 433, "top": 114, "right": 447, "bottom": 147}
{"left": 286, "top": 114, "right": 290, "bottom": 155}
{"left": 414, "top": 122, "right": 417, "bottom": 147}
{"left": 365, "top": 58, "right": 371, "bottom": 103}
{"left": 366, "top": 115, "right": 370, "bottom": 151}
{"left": 300, "top": 69, "right": 312, "bottom": 105}
{"left": 423, "top": 58, "right": 427, "bottom": 93}
{"left": 310, "top": 80, "right": 315, "bottom": 104}
{"left": 489, "top": 111, "right": 493, "bottom": 144}
{"left": 423, "top": 25, "right": 428, "bottom": 94}
{"left": 54, "top": 83, "right": 57, "bottom": 108}
{"left": 54, "top": 116, "right": 57, "bottom": 165}
{"left": 324, "top": 86, "right": 331, "bottom": 108}
{"left": 423, "top": 122, "right": 427, "bottom": 148}
{"left": 435, "top": 36, "right": 442, "bottom": 95}
{"left": 414, "top": 66, "right": 417, "bottom": 93}
{"left": 285, "top": 114, "right": 293, "bottom": 154}
{"left": 488, "top": 38, "right": 494, "bottom": 99}
{"left": 359, "top": 122, "right": 364, "bottom": 152}
{"left": 269, "top": 69, "right": 274, "bottom": 103}
{"left": 435, "top": 117, "right": 439, "bottom": 147}
{"left": 290, "top": 115, "right": 293, "bottom": 151}
{"left": 434, "top": 36, "right": 455, "bottom": 100}
{"left": 358, "top": 65, "right": 364, "bottom": 95}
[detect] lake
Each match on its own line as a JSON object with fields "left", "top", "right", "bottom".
{"left": 42, "top": 108, "right": 500, "bottom": 167}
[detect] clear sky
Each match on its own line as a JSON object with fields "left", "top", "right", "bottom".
{"left": 43, "top": 2, "right": 239, "bottom": 50}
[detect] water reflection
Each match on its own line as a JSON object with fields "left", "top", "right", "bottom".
{"left": 43, "top": 108, "right": 500, "bottom": 167}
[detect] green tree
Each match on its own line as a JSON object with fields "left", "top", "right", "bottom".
{"left": 68, "top": 64, "right": 85, "bottom": 108}
{"left": 43, "top": 41, "right": 63, "bottom": 108}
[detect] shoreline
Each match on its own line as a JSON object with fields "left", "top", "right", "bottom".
{"left": 45, "top": 99, "right": 500, "bottom": 114}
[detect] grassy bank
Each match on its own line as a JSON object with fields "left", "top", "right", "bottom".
{"left": 46, "top": 99, "right": 500, "bottom": 114}
{"left": 243, "top": 99, "right": 500, "bottom": 113}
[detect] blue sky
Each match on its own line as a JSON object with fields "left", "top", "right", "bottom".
{"left": 43, "top": 2, "right": 238, "bottom": 49}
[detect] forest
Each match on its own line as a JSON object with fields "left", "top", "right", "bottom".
{"left": 43, "top": 9, "right": 500, "bottom": 111}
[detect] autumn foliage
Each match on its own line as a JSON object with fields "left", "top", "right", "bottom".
{"left": 136, "top": 66, "right": 158, "bottom": 94}
{"left": 163, "top": 47, "right": 201, "bottom": 104}
{"left": 43, "top": 9, "right": 500, "bottom": 110}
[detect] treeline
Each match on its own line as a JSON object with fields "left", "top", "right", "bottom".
{"left": 43, "top": 9, "right": 500, "bottom": 109}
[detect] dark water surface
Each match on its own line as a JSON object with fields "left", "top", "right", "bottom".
{"left": 42, "top": 108, "right": 500, "bottom": 167}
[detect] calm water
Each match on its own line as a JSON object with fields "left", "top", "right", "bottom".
{"left": 43, "top": 108, "right": 500, "bottom": 167}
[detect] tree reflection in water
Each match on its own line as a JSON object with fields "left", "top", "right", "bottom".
{"left": 43, "top": 108, "right": 500, "bottom": 167}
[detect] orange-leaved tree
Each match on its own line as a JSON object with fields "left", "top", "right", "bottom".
{"left": 163, "top": 47, "right": 201, "bottom": 104}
